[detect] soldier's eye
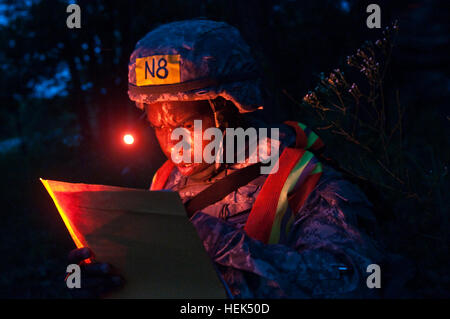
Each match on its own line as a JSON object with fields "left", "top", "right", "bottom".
{"left": 183, "top": 121, "right": 194, "bottom": 129}
{"left": 149, "top": 123, "right": 164, "bottom": 130}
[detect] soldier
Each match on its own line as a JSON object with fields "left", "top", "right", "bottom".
{"left": 67, "top": 19, "right": 383, "bottom": 298}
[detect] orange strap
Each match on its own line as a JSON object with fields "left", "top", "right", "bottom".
{"left": 288, "top": 171, "right": 322, "bottom": 213}
{"left": 284, "top": 120, "right": 324, "bottom": 151}
{"left": 244, "top": 148, "right": 305, "bottom": 243}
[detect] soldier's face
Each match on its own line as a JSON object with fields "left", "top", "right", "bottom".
{"left": 146, "top": 100, "right": 217, "bottom": 176}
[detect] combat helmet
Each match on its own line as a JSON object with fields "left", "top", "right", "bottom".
{"left": 128, "top": 19, "right": 263, "bottom": 115}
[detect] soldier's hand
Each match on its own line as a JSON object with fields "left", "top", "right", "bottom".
{"left": 66, "top": 247, "right": 124, "bottom": 298}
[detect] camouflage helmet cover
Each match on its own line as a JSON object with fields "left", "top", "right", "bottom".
{"left": 128, "top": 19, "right": 263, "bottom": 113}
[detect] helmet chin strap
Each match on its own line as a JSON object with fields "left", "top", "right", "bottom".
{"left": 208, "top": 99, "right": 228, "bottom": 172}
{"left": 207, "top": 99, "right": 221, "bottom": 129}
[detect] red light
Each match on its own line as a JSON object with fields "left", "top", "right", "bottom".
{"left": 123, "top": 134, "right": 134, "bottom": 145}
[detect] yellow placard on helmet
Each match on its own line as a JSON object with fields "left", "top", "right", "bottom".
{"left": 135, "top": 55, "right": 181, "bottom": 86}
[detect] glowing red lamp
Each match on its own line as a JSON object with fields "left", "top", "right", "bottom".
{"left": 123, "top": 134, "right": 134, "bottom": 145}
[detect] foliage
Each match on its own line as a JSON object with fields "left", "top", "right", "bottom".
{"left": 286, "top": 21, "right": 449, "bottom": 293}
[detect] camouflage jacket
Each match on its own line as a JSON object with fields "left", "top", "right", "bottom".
{"left": 160, "top": 124, "right": 384, "bottom": 298}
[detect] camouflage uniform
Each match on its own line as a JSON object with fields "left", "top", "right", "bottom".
{"left": 128, "top": 19, "right": 384, "bottom": 298}
{"left": 161, "top": 123, "right": 383, "bottom": 298}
